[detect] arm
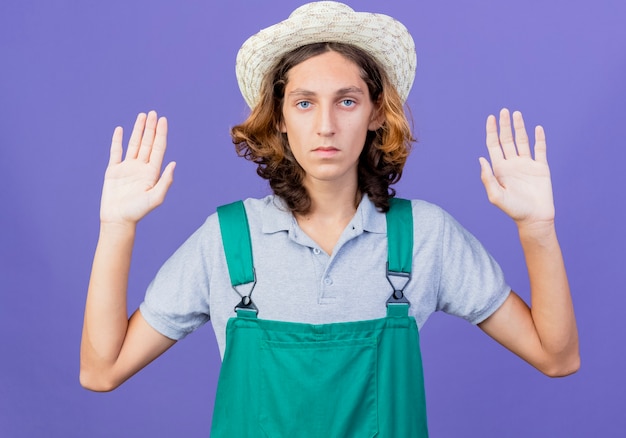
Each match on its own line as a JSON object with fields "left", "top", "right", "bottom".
{"left": 80, "top": 111, "right": 177, "bottom": 391}
{"left": 477, "top": 108, "right": 579, "bottom": 377}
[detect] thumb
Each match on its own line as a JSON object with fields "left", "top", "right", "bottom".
{"left": 150, "top": 161, "right": 176, "bottom": 207}
{"left": 479, "top": 157, "right": 501, "bottom": 205}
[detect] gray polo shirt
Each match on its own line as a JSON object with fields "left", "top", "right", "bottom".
{"left": 140, "top": 195, "right": 510, "bottom": 358}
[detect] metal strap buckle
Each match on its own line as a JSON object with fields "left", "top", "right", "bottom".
{"left": 233, "top": 269, "right": 258, "bottom": 314}
{"left": 385, "top": 262, "right": 411, "bottom": 306}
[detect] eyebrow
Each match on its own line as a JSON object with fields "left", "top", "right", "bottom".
{"left": 287, "top": 86, "right": 365, "bottom": 98}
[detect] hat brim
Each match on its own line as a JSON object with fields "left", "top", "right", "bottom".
{"left": 236, "top": 1, "right": 416, "bottom": 108}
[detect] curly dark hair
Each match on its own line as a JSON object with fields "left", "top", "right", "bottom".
{"left": 231, "top": 42, "right": 414, "bottom": 213}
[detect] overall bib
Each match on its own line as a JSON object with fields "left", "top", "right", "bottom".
{"left": 211, "top": 199, "right": 428, "bottom": 437}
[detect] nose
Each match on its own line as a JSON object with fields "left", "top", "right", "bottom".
{"left": 316, "top": 103, "right": 336, "bottom": 137}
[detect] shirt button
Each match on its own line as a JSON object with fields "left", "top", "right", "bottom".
{"left": 324, "top": 277, "right": 333, "bottom": 286}
{"left": 313, "top": 248, "right": 321, "bottom": 255}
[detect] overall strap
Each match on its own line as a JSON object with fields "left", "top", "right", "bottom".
{"left": 217, "top": 201, "right": 258, "bottom": 315}
{"left": 385, "top": 198, "right": 414, "bottom": 310}
{"left": 217, "top": 199, "right": 414, "bottom": 314}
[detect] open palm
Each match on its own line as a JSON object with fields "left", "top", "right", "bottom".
{"left": 479, "top": 109, "right": 555, "bottom": 226}
{"left": 100, "top": 111, "right": 175, "bottom": 225}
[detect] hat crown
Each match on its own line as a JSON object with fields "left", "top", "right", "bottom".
{"left": 289, "top": 1, "right": 354, "bottom": 18}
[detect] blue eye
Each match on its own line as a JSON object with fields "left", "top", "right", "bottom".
{"left": 341, "top": 99, "right": 355, "bottom": 107}
{"left": 296, "top": 101, "right": 311, "bottom": 109}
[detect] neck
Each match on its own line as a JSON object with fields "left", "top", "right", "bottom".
{"left": 294, "top": 178, "right": 362, "bottom": 255}
{"left": 299, "top": 178, "right": 361, "bottom": 222}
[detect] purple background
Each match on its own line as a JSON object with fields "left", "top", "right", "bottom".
{"left": 1, "top": 0, "right": 624, "bottom": 436}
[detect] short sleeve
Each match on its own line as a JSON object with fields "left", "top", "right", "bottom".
{"left": 436, "top": 210, "right": 511, "bottom": 324}
{"left": 139, "top": 216, "right": 217, "bottom": 340}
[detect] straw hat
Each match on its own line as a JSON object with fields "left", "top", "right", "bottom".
{"left": 235, "top": 1, "right": 416, "bottom": 108}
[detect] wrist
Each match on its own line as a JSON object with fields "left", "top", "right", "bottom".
{"left": 99, "top": 221, "right": 137, "bottom": 240}
{"left": 517, "top": 219, "right": 558, "bottom": 246}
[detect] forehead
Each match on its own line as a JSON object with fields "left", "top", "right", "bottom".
{"left": 284, "top": 50, "right": 366, "bottom": 91}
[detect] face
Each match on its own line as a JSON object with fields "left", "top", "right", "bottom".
{"left": 280, "top": 50, "right": 381, "bottom": 190}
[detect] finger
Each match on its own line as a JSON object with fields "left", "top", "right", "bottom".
{"left": 513, "top": 111, "right": 531, "bottom": 157}
{"left": 109, "top": 126, "right": 123, "bottom": 166}
{"left": 148, "top": 116, "right": 168, "bottom": 167}
{"left": 485, "top": 114, "right": 504, "bottom": 164}
{"left": 498, "top": 108, "right": 518, "bottom": 159}
{"left": 479, "top": 157, "right": 503, "bottom": 206}
{"left": 138, "top": 110, "right": 158, "bottom": 162}
{"left": 149, "top": 161, "right": 176, "bottom": 208}
{"left": 534, "top": 125, "right": 548, "bottom": 163}
{"left": 125, "top": 113, "right": 147, "bottom": 159}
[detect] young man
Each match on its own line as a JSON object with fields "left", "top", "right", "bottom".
{"left": 81, "top": 2, "right": 579, "bottom": 436}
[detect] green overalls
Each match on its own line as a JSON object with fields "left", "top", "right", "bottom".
{"left": 211, "top": 198, "right": 428, "bottom": 437}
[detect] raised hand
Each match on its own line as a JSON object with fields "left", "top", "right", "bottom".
{"left": 477, "top": 109, "right": 579, "bottom": 376}
{"left": 82, "top": 111, "right": 177, "bottom": 391}
{"left": 479, "top": 108, "right": 555, "bottom": 227}
{"left": 100, "top": 111, "right": 176, "bottom": 226}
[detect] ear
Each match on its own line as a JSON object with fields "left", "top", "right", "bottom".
{"left": 368, "top": 106, "right": 385, "bottom": 131}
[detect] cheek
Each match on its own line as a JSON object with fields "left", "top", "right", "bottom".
{"left": 280, "top": 108, "right": 300, "bottom": 136}
{"left": 279, "top": 107, "right": 287, "bottom": 133}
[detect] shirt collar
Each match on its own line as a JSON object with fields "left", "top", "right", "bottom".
{"left": 261, "top": 196, "right": 293, "bottom": 234}
{"left": 261, "top": 195, "right": 386, "bottom": 234}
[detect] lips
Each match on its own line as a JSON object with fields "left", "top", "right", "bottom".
{"left": 312, "top": 146, "right": 340, "bottom": 158}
